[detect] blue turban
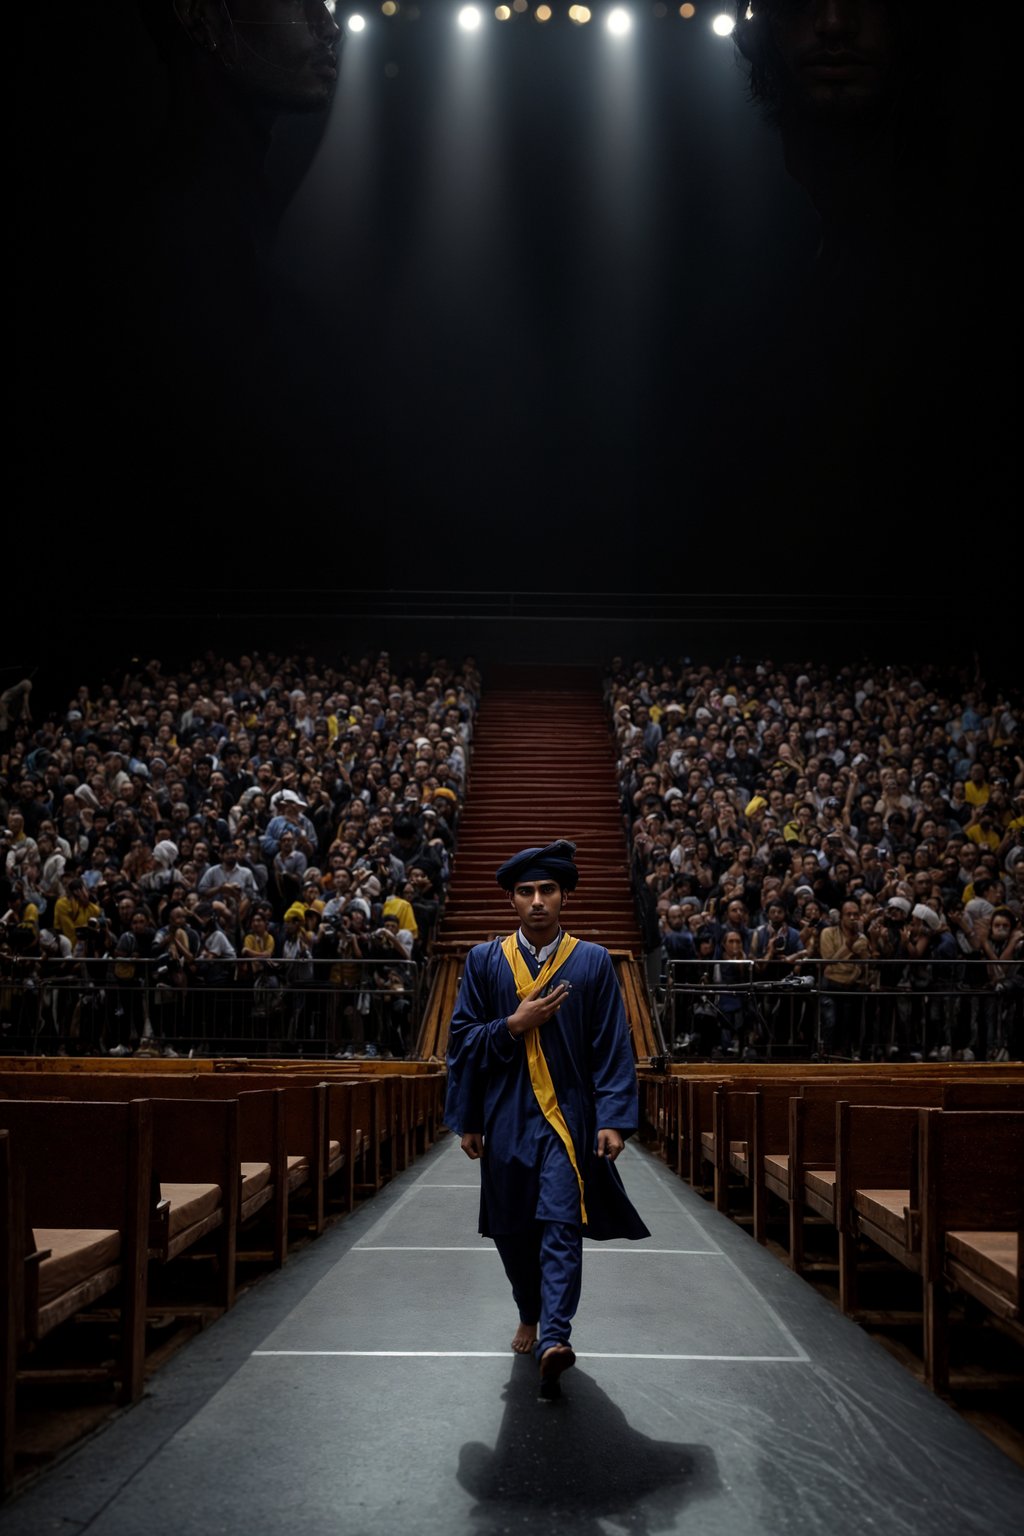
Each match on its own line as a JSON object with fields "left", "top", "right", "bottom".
{"left": 495, "top": 839, "right": 579, "bottom": 893}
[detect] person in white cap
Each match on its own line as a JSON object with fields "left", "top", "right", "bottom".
{"left": 906, "top": 903, "right": 958, "bottom": 1058}
{"left": 260, "top": 791, "right": 316, "bottom": 861}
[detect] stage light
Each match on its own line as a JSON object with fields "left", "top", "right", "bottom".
{"left": 536, "top": 4, "right": 552, "bottom": 21}
{"left": 512, "top": 0, "right": 528, "bottom": 11}
{"left": 679, "top": 3, "right": 696, "bottom": 16}
{"left": 569, "top": 4, "right": 592, "bottom": 22}
{"left": 607, "top": 8, "right": 632, "bottom": 36}
{"left": 347, "top": 12, "right": 366, "bottom": 30}
{"left": 712, "top": 13, "right": 735, "bottom": 34}
{"left": 495, "top": 3, "right": 512, "bottom": 16}
{"left": 458, "top": 4, "right": 482, "bottom": 27}
{"left": 381, "top": 0, "right": 397, "bottom": 14}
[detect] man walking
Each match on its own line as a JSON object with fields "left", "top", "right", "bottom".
{"left": 445, "top": 840, "right": 649, "bottom": 1401}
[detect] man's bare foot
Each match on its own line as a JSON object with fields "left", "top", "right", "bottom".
{"left": 511, "top": 1322, "right": 537, "bottom": 1354}
{"left": 538, "top": 1343, "right": 576, "bottom": 1400}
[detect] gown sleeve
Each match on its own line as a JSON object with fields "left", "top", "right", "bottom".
{"left": 587, "top": 948, "right": 639, "bottom": 1136}
{"left": 444, "top": 945, "right": 520, "bottom": 1136}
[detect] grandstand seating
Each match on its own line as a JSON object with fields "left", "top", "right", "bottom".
{"left": 0, "top": 1063, "right": 445, "bottom": 1495}
{"left": 639, "top": 1064, "right": 1024, "bottom": 1402}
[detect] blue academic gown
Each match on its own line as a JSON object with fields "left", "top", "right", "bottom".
{"left": 444, "top": 934, "right": 650, "bottom": 1242}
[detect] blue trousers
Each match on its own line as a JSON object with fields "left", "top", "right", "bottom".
{"left": 492, "top": 1221, "right": 583, "bottom": 1358}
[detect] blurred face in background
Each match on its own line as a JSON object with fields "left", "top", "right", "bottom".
{"left": 762, "top": 0, "right": 897, "bottom": 124}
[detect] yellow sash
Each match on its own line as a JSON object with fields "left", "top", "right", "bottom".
{"left": 501, "top": 931, "right": 587, "bottom": 1225}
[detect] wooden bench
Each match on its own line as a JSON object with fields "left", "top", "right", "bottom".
{"left": 0, "top": 1100, "right": 152, "bottom": 1416}
{"left": 835, "top": 1103, "right": 928, "bottom": 1315}
{"left": 166, "top": 1075, "right": 328, "bottom": 1237}
{"left": 146, "top": 1097, "right": 239, "bottom": 1314}
{"left": 918, "top": 1108, "right": 1024, "bottom": 1392}
{"left": 697, "top": 1074, "right": 1024, "bottom": 1256}
{"left": 0, "top": 1075, "right": 289, "bottom": 1271}
{"left": 1, "top": 1132, "right": 16, "bottom": 1495}
{"left": 638, "top": 1064, "right": 1024, "bottom": 1182}
{"left": 788, "top": 1081, "right": 1024, "bottom": 1276}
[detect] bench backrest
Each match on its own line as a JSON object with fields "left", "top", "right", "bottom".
{"left": 0, "top": 1099, "right": 152, "bottom": 1233}
{"left": 0, "top": 1074, "right": 281, "bottom": 1169}
{"left": 795, "top": 1083, "right": 948, "bottom": 1164}
{"left": 835, "top": 1104, "right": 923, "bottom": 1234}
{"left": 919, "top": 1109, "right": 1024, "bottom": 1233}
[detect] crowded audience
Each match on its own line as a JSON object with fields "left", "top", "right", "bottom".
{"left": 607, "top": 657, "right": 1023, "bottom": 1062}
{"left": 0, "top": 651, "right": 479, "bottom": 1058}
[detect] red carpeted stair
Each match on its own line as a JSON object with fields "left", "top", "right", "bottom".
{"left": 438, "top": 668, "right": 642, "bottom": 954}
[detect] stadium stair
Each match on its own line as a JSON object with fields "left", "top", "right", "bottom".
{"left": 416, "top": 668, "right": 658, "bottom": 1061}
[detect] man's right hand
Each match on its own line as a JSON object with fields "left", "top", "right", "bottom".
{"left": 461, "top": 1133, "right": 484, "bottom": 1159}
{"left": 506, "top": 981, "right": 569, "bottom": 1037}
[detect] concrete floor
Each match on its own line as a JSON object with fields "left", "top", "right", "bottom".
{"left": 2, "top": 1137, "right": 1021, "bottom": 1536}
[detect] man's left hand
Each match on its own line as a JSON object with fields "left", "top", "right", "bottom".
{"left": 596, "top": 1128, "right": 624, "bottom": 1161}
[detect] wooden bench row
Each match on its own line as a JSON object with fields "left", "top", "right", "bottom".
{"left": 0, "top": 1056, "right": 447, "bottom": 1077}
{"left": 639, "top": 1069, "right": 1024, "bottom": 1395}
{"left": 0, "top": 1070, "right": 445, "bottom": 1495}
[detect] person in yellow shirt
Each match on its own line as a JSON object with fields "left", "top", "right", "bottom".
{"left": 241, "top": 911, "right": 275, "bottom": 965}
{"left": 964, "top": 764, "right": 991, "bottom": 808}
{"left": 819, "top": 901, "right": 870, "bottom": 1059}
{"left": 52, "top": 879, "right": 101, "bottom": 945}
{"left": 966, "top": 814, "right": 1001, "bottom": 853}
{"left": 382, "top": 893, "right": 419, "bottom": 940}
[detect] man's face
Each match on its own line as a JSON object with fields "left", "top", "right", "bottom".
{"left": 768, "top": 0, "right": 896, "bottom": 125}
{"left": 511, "top": 880, "right": 563, "bottom": 937}
{"left": 196, "top": 0, "right": 342, "bottom": 112}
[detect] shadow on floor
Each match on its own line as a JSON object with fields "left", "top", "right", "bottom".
{"left": 458, "top": 1356, "right": 720, "bottom": 1534}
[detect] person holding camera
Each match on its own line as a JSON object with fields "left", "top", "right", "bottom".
{"left": 751, "top": 898, "right": 806, "bottom": 1049}
{"left": 319, "top": 910, "right": 363, "bottom": 1057}
{"left": 68, "top": 911, "right": 112, "bottom": 1054}
{"left": 819, "top": 900, "right": 870, "bottom": 1059}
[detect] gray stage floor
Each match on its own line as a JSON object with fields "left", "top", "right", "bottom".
{"left": 3, "top": 1137, "right": 1021, "bottom": 1536}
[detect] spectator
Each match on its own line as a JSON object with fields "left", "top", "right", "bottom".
{"left": 1, "top": 648, "right": 475, "bottom": 1053}
{"left": 610, "top": 654, "right": 1020, "bottom": 1060}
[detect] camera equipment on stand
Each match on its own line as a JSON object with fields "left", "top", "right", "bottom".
{"left": 671, "top": 972, "right": 815, "bottom": 1061}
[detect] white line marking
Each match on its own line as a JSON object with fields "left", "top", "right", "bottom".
{"left": 351, "top": 1142, "right": 467, "bottom": 1242}
{"left": 629, "top": 1147, "right": 811, "bottom": 1363}
{"left": 351, "top": 1246, "right": 721, "bottom": 1255}
{"left": 252, "top": 1350, "right": 806, "bottom": 1362}
{"left": 414, "top": 1184, "right": 479, "bottom": 1189}
{"left": 584, "top": 1249, "right": 722, "bottom": 1256}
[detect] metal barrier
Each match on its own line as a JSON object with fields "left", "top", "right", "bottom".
{"left": 0, "top": 958, "right": 423, "bottom": 1060}
{"left": 661, "top": 957, "right": 1021, "bottom": 1063}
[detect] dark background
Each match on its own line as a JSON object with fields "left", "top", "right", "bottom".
{"left": 13, "top": 5, "right": 1017, "bottom": 679}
